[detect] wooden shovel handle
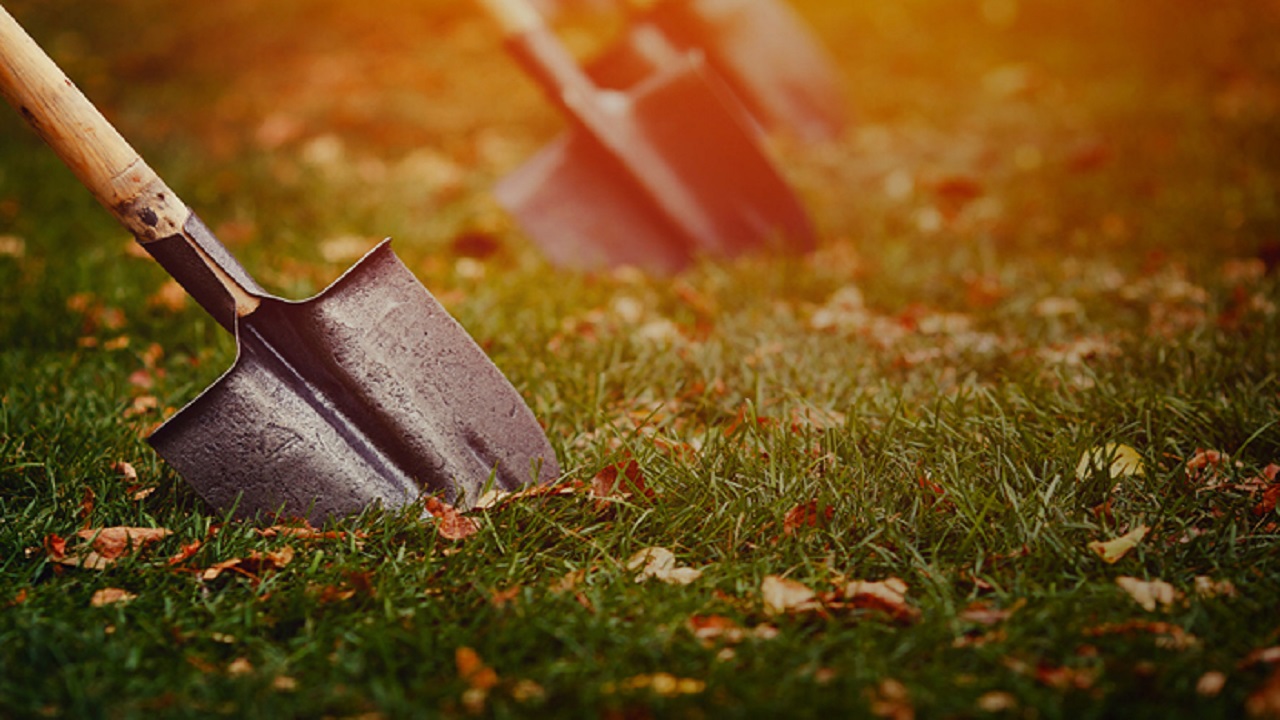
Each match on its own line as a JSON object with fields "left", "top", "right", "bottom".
{"left": 0, "top": 5, "right": 188, "bottom": 242}
{"left": 475, "top": 0, "right": 545, "bottom": 36}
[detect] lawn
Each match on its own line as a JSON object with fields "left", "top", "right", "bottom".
{"left": 2, "top": 0, "right": 1279, "bottom": 717}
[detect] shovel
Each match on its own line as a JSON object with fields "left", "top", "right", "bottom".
{"left": 540, "top": 0, "right": 848, "bottom": 143}
{"left": 480, "top": 0, "right": 816, "bottom": 275}
{"left": 0, "top": 6, "right": 559, "bottom": 523}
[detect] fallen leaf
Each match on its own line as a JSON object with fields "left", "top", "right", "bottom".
{"left": 0, "top": 234, "right": 25, "bottom": 258}
{"left": 49, "top": 527, "right": 173, "bottom": 570}
{"left": 77, "top": 527, "right": 173, "bottom": 560}
{"left": 474, "top": 481, "right": 583, "bottom": 510}
{"left": 201, "top": 546, "right": 294, "bottom": 581}
{"left": 510, "top": 679, "right": 545, "bottom": 703}
{"left": 958, "top": 599, "right": 1023, "bottom": 627}
{"left": 761, "top": 575, "right": 820, "bottom": 615}
{"left": 603, "top": 673, "right": 705, "bottom": 697}
{"left": 590, "top": 458, "right": 654, "bottom": 511}
{"left": 550, "top": 569, "right": 589, "bottom": 594}
{"left": 147, "top": 280, "right": 188, "bottom": 313}
{"left": 1194, "top": 576, "right": 1238, "bottom": 599}
{"left": 1197, "top": 671, "right": 1227, "bottom": 697}
{"left": 457, "top": 647, "right": 499, "bottom": 690}
{"left": 782, "top": 499, "right": 834, "bottom": 536}
{"left": 1084, "top": 620, "right": 1199, "bottom": 649}
{"left": 1242, "top": 647, "right": 1280, "bottom": 667}
{"left": 627, "top": 547, "right": 704, "bottom": 585}
{"left": 976, "top": 691, "right": 1018, "bottom": 712}
{"left": 1255, "top": 483, "right": 1280, "bottom": 517}
{"left": 167, "top": 541, "right": 203, "bottom": 566}
{"left": 1076, "top": 443, "right": 1145, "bottom": 481}
{"left": 843, "top": 578, "right": 920, "bottom": 623}
{"left": 90, "top": 588, "right": 136, "bottom": 607}
{"left": 272, "top": 676, "right": 299, "bottom": 692}
{"left": 490, "top": 586, "right": 521, "bottom": 608}
{"left": 457, "top": 646, "right": 499, "bottom": 714}
{"left": 687, "top": 615, "right": 779, "bottom": 645}
{"left": 867, "top": 678, "right": 914, "bottom": 720}
{"left": 1116, "top": 576, "right": 1184, "bottom": 612}
{"left": 112, "top": 461, "right": 138, "bottom": 483}
{"left": 1247, "top": 666, "right": 1280, "bottom": 718}
{"left": 1088, "top": 525, "right": 1150, "bottom": 564}
{"left": 423, "top": 497, "right": 480, "bottom": 541}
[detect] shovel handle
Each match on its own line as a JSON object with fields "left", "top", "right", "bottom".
{"left": 476, "top": 0, "right": 606, "bottom": 120}
{"left": 0, "top": 5, "right": 187, "bottom": 242}
{"left": 475, "top": 0, "right": 544, "bottom": 35}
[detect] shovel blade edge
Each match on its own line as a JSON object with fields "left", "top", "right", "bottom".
{"left": 149, "top": 241, "right": 559, "bottom": 523}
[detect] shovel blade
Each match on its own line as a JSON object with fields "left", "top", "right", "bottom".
{"left": 499, "top": 54, "right": 814, "bottom": 272}
{"left": 590, "top": 0, "right": 848, "bottom": 143}
{"left": 149, "top": 241, "right": 558, "bottom": 523}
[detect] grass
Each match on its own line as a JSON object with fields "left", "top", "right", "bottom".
{"left": 2, "top": 0, "right": 1280, "bottom": 717}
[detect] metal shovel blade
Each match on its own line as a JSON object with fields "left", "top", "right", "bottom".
{"left": 0, "top": 4, "right": 559, "bottom": 526}
{"left": 496, "top": 50, "right": 815, "bottom": 274}
{"left": 148, "top": 230, "right": 558, "bottom": 523}
{"left": 587, "top": 0, "right": 848, "bottom": 143}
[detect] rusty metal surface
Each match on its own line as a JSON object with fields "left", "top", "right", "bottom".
{"left": 149, "top": 232, "right": 559, "bottom": 523}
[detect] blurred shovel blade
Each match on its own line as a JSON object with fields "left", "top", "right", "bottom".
{"left": 589, "top": 0, "right": 848, "bottom": 142}
{"left": 148, "top": 240, "right": 558, "bottom": 523}
{"left": 498, "top": 54, "right": 815, "bottom": 273}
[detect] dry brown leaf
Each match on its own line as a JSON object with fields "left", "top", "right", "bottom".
{"left": 147, "top": 279, "right": 189, "bottom": 313}
{"left": 627, "top": 547, "right": 704, "bottom": 585}
{"left": 783, "top": 499, "right": 834, "bottom": 536}
{"left": 90, "top": 588, "right": 136, "bottom": 607}
{"left": 77, "top": 527, "right": 173, "bottom": 560}
{"left": 761, "top": 575, "right": 820, "bottom": 615}
{"left": 976, "top": 691, "right": 1018, "bottom": 712}
{"left": 550, "top": 569, "right": 589, "bottom": 594}
{"left": 1084, "top": 620, "right": 1199, "bottom": 650}
{"left": 1248, "top": 666, "right": 1280, "bottom": 719}
{"left": 167, "top": 541, "right": 203, "bottom": 566}
{"left": 1197, "top": 671, "right": 1228, "bottom": 698}
{"left": 958, "top": 599, "right": 1024, "bottom": 626}
{"left": 1243, "top": 647, "right": 1280, "bottom": 667}
{"left": 201, "top": 546, "right": 294, "bottom": 581}
{"left": 603, "top": 673, "right": 706, "bottom": 697}
{"left": 1195, "top": 576, "right": 1239, "bottom": 599}
{"left": 687, "top": 614, "right": 778, "bottom": 645}
{"left": 49, "top": 527, "right": 173, "bottom": 570}
{"left": 1088, "top": 525, "right": 1149, "bottom": 564}
{"left": 844, "top": 578, "right": 920, "bottom": 623}
{"left": 112, "top": 461, "right": 139, "bottom": 483}
{"left": 423, "top": 497, "right": 480, "bottom": 541}
{"left": 590, "top": 458, "right": 653, "bottom": 506}
{"left": 1116, "top": 576, "right": 1184, "bottom": 612}
{"left": 457, "top": 646, "right": 499, "bottom": 713}
{"left": 867, "top": 678, "right": 914, "bottom": 720}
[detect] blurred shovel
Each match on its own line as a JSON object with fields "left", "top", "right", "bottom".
{"left": 0, "top": 6, "right": 558, "bottom": 523}
{"left": 543, "top": 0, "right": 848, "bottom": 142}
{"left": 480, "top": 0, "right": 816, "bottom": 274}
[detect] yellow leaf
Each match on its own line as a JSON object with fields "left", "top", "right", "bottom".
{"left": 761, "top": 575, "right": 820, "bottom": 615}
{"left": 1088, "top": 525, "right": 1149, "bottom": 564}
{"left": 1116, "top": 576, "right": 1184, "bottom": 612}
{"left": 1076, "top": 443, "right": 1145, "bottom": 481}
{"left": 627, "top": 547, "right": 704, "bottom": 585}
{"left": 90, "top": 588, "right": 136, "bottom": 607}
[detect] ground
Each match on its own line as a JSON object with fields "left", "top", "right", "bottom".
{"left": 1, "top": 0, "right": 1279, "bottom": 717}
